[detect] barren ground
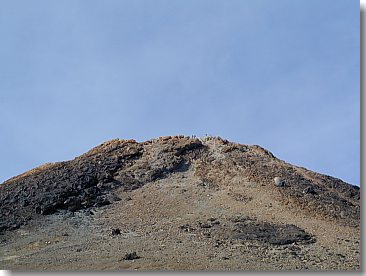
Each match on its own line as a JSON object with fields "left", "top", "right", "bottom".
{"left": 0, "top": 136, "right": 360, "bottom": 271}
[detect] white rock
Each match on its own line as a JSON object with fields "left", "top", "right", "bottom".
{"left": 274, "top": 177, "right": 285, "bottom": 187}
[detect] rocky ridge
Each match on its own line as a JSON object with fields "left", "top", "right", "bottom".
{"left": 0, "top": 135, "right": 360, "bottom": 234}
{"left": 0, "top": 135, "right": 360, "bottom": 270}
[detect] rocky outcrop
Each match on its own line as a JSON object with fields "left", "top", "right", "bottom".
{"left": 0, "top": 136, "right": 204, "bottom": 234}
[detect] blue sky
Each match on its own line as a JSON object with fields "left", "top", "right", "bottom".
{"left": 0, "top": 0, "right": 360, "bottom": 185}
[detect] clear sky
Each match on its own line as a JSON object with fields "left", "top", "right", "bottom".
{"left": 0, "top": 0, "right": 360, "bottom": 185}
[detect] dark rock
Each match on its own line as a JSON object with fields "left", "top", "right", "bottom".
{"left": 66, "top": 198, "right": 82, "bottom": 212}
{"left": 10, "top": 223, "right": 21, "bottom": 230}
{"left": 232, "top": 218, "right": 314, "bottom": 245}
{"left": 179, "top": 224, "right": 196, "bottom": 232}
{"left": 210, "top": 219, "right": 220, "bottom": 226}
{"left": 197, "top": 218, "right": 221, "bottom": 229}
{"left": 94, "top": 196, "right": 110, "bottom": 207}
{"left": 199, "top": 222, "right": 212, "bottom": 229}
{"left": 122, "top": 252, "right": 140, "bottom": 260}
{"left": 214, "top": 240, "right": 223, "bottom": 247}
{"left": 35, "top": 206, "right": 42, "bottom": 214}
{"left": 198, "top": 178, "right": 216, "bottom": 189}
{"left": 111, "top": 228, "right": 121, "bottom": 236}
{"left": 21, "top": 199, "right": 29, "bottom": 207}
{"left": 41, "top": 204, "right": 59, "bottom": 215}
{"left": 303, "top": 186, "right": 316, "bottom": 195}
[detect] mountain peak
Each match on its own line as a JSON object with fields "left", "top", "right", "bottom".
{"left": 0, "top": 136, "right": 360, "bottom": 270}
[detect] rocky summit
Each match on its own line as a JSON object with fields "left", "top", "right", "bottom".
{"left": 0, "top": 136, "right": 360, "bottom": 271}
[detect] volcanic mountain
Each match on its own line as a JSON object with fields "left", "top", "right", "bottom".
{"left": 0, "top": 136, "right": 360, "bottom": 270}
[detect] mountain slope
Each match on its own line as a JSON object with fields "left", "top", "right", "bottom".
{"left": 0, "top": 136, "right": 360, "bottom": 270}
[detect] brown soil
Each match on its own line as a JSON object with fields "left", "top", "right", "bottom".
{"left": 0, "top": 136, "right": 360, "bottom": 271}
